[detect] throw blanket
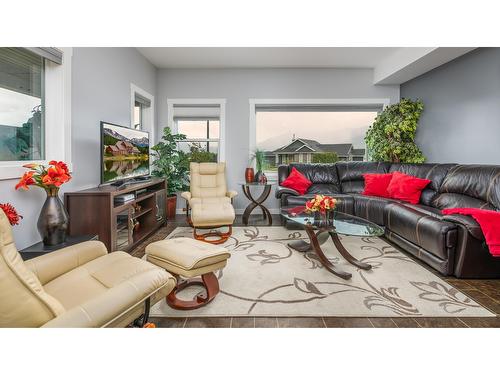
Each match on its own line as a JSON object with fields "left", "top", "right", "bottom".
{"left": 442, "top": 208, "right": 500, "bottom": 257}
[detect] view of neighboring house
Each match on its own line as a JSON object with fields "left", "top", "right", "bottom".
{"left": 105, "top": 140, "right": 140, "bottom": 156}
{"left": 265, "top": 137, "right": 366, "bottom": 167}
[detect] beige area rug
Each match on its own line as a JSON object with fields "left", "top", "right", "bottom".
{"left": 150, "top": 226, "right": 494, "bottom": 318}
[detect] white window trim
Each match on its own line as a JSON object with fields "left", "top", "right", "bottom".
{"left": 166, "top": 98, "right": 226, "bottom": 162}
{"left": 249, "top": 98, "right": 391, "bottom": 181}
{"left": 0, "top": 47, "right": 72, "bottom": 180}
{"left": 130, "top": 83, "right": 155, "bottom": 142}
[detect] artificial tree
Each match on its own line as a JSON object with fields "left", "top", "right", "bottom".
{"left": 151, "top": 127, "right": 190, "bottom": 218}
{"left": 365, "top": 98, "right": 425, "bottom": 163}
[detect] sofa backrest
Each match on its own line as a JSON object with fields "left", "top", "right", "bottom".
{"left": 336, "top": 162, "right": 390, "bottom": 193}
{"left": 432, "top": 165, "right": 500, "bottom": 211}
{"left": 280, "top": 163, "right": 341, "bottom": 194}
{"left": 388, "top": 163, "right": 456, "bottom": 205}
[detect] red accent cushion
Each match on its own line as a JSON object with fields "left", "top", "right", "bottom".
{"left": 362, "top": 173, "right": 393, "bottom": 198}
{"left": 387, "top": 171, "right": 431, "bottom": 204}
{"left": 281, "top": 167, "right": 312, "bottom": 195}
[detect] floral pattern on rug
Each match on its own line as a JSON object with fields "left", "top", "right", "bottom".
{"left": 150, "top": 226, "right": 494, "bottom": 318}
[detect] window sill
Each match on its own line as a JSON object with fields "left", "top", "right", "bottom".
{"left": 0, "top": 161, "right": 73, "bottom": 181}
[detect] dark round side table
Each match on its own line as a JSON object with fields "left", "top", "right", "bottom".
{"left": 239, "top": 182, "right": 274, "bottom": 226}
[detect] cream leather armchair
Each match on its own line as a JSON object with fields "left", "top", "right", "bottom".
{"left": 182, "top": 162, "right": 238, "bottom": 244}
{"left": 0, "top": 210, "right": 175, "bottom": 328}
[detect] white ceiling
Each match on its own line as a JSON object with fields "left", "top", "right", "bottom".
{"left": 137, "top": 47, "right": 400, "bottom": 69}
{"left": 137, "top": 47, "right": 475, "bottom": 84}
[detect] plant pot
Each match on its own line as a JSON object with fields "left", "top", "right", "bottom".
{"left": 166, "top": 194, "right": 177, "bottom": 220}
{"left": 245, "top": 167, "right": 255, "bottom": 183}
{"left": 37, "top": 188, "right": 69, "bottom": 246}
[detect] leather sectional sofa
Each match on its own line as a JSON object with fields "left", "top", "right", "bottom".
{"left": 276, "top": 162, "right": 500, "bottom": 278}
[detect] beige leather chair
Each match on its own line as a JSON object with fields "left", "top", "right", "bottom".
{"left": 0, "top": 210, "right": 176, "bottom": 328}
{"left": 181, "top": 162, "right": 237, "bottom": 244}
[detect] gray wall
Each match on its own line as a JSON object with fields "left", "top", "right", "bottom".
{"left": 401, "top": 48, "right": 500, "bottom": 164}
{"left": 1, "top": 47, "right": 157, "bottom": 249}
{"left": 156, "top": 68, "right": 400, "bottom": 212}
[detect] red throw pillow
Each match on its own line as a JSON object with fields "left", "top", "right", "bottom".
{"left": 362, "top": 173, "right": 393, "bottom": 198}
{"left": 387, "top": 171, "right": 431, "bottom": 204}
{"left": 281, "top": 167, "right": 312, "bottom": 195}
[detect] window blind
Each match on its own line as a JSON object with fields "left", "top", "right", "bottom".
{"left": 255, "top": 104, "right": 383, "bottom": 112}
{"left": 24, "top": 47, "right": 63, "bottom": 65}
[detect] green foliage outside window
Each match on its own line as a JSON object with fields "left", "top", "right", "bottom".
{"left": 188, "top": 142, "right": 217, "bottom": 163}
{"left": 312, "top": 152, "right": 339, "bottom": 163}
{"left": 365, "top": 98, "right": 425, "bottom": 163}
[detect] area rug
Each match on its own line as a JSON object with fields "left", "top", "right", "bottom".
{"left": 150, "top": 226, "right": 494, "bottom": 318}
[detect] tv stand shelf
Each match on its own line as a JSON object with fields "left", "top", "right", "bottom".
{"left": 64, "top": 178, "right": 167, "bottom": 253}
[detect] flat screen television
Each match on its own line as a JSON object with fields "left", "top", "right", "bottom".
{"left": 100, "top": 121, "right": 150, "bottom": 185}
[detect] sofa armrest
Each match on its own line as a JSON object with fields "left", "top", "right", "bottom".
{"left": 180, "top": 191, "right": 191, "bottom": 202}
{"left": 275, "top": 186, "right": 299, "bottom": 199}
{"left": 25, "top": 241, "right": 107, "bottom": 285}
{"left": 42, "top": 268, "right": 175, "bottom": 328}
{"left": 442, "top": 214, "right": 484, "bottom": 241}
{"left": 226, "top": 190, "right": 238, "bottom": 199}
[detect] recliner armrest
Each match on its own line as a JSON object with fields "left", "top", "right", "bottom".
{"left": 275, "top": 186, "right": 299, "bottom": 199}
{"left": 226, "top": 190, "right": 238, "bottom": 199}
{"left": 180, "top": 191, "right": 192, "bottom": 202}
{"left": 25, "top": 241, "right": 107, "bottom": 285}
{"left": 442, "top": 214, "right": 484, "bottom": 241}
{"left": 41, "top": 268, "right": 176, "bottom": 328}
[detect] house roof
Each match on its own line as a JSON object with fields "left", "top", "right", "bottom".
{"left": 273, "top": 138, "right": 355, "bottom": 156}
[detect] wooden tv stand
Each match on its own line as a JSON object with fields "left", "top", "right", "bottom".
{"left": 64, "top": 178, "right": 167, "bottom": 253}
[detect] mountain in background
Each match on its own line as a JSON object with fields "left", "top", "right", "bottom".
{"left": 103, "top": 127, "right": 149, "bottom": 147}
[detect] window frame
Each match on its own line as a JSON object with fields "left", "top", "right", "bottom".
{"left": 130, "top": 83, "right": 154, "bottom": 140}
{"left": 175, "top": 118, "right": 221, "bottom": 161}
{"left": 0, "top": 47, "right": 72, "bottom": 180}
{"left": 249, "top": 98, "right": 391, "bottom": 181}
{"left": 166, "top": 98, "right": 226, "bottom": 162}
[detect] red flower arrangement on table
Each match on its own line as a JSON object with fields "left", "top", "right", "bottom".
{"left": 15, "top": 160, "right": 71, "bottom": 194}
{"left": 305, "top": 194, "right": 337, "bottom": 213}
{"left": 0, "top": 203, "right": 22, "bottom": 226}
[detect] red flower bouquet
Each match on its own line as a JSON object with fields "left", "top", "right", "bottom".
{"left": 15, "top": 160, "right": 71, "bottom": 246}
{"left": 0, "top": 203, "right": 22, "bottom": 226}
{"left": 305, "top": 194, "right": 337, "bottom": 213}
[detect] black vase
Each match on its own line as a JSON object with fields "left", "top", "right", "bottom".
{"left": 254, "top": 170, "right": 267, "bottom": 183}
{"left": 37, "top": 188, "right": 69, "bottom": 246}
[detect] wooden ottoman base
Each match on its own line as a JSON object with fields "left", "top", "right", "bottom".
{"left": 193, "top": 226, "right": 232, "bottom": 245}
{"left": 166, "top": 272, "right": 220, "bottom": 310}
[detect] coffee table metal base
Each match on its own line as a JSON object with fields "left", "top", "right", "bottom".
{"left": 287, "top": 226, "right": 372, "bottom": 280}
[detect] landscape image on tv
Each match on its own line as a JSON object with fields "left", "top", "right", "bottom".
{"left": 101, "top": 122, "right": 149, "bottom": 184}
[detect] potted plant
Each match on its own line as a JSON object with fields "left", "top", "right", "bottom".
{"left": 365, "top": 98, "right": 425, "bottom": 163}
{"left": 252, "top": 149, "right": 268, "bottom": 183}
{"left": 151, "top": 127, "right": 190, "bottom": 219}
{"left": 15, "top": 161, "right": 71, "bottom": 245}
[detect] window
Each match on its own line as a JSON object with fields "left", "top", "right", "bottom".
{"left": 255, "top": 107, "right": 380, "bottom": 173}
{"left": 0, "top": 48, "right": 44, "bottom": 161}
{"left": 133, "top": 93, "right": 151, "bottom": 130}
{"left": 176, "top": 119, "right": 220, "bottom": 162}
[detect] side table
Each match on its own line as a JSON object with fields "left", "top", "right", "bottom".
{"left": 20, "top": 234, "right": 99, "bottom": 260}
{"left": 239, "top": 182, "right": 274, "bottom": 225}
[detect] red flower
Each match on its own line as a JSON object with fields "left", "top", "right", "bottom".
{"left": 42, "top": 162, "right": 71, "bottom": 187}
{"left": 15, "top": 171, "right": 35, "bottom": 190}
{"left": 49, "top": 160, "right": 69, "bottom": 174}
{"left": 0, "top": 203, "right": 23, "bottom": 226}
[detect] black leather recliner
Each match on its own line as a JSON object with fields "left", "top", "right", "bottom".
{"left": 276, "top": 162, "right": 500, "bottom": 278}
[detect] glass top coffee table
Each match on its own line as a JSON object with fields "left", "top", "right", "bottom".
{"left": 281, "top": 206, "right": 384, "bottom": 280}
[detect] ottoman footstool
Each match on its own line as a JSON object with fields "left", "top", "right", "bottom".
{"left": 145, "top": 238, "right": 230, "bottom": 310}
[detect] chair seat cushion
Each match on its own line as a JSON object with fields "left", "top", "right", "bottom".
{"left": 145, "top": 238, "right": 230, "bottom": 277}
{"left": 191, "top": 201, "right": 235, "bottom": 227}
{"left": 189, "top": 197, "right": 231, "bottom": 205}
{"left": 385, "top": 203, "right": 457, "bottom": 260}
{"left": 352, "top": 194, "right": 403, "bottom": 226}
{"left": 44, "top": 251, "right": 171, "bottom": 310}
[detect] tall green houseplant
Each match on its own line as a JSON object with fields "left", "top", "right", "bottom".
{"left": 365, "top": 98, "right": 425, "bottom": 163}
{"left": 151, "top": 127, "right": 190, "bottom": 195}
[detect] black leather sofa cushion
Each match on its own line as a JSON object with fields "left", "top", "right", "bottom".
{"left": 351, "top": 194, "right": 402, "bottom": 226}
{"left": 288, "top": 163, "right": 341, "bottom": 193}
{"left": 385, "top": 203, "right": 457, "bottom": 260}
{"left": 388, "top": 163, "right": 456, "bottom": 205}
{"left": 335, "top": 161, "right": 390, "bottom": 193}
{"left": 285, "top": 194, "right": 354, "bottom": 215}
{"left": 433, "top": 164, "right": 500, "bottom": 210}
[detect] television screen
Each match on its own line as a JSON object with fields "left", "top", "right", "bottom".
{"left": 101, "top": 122, "right": 150, "bottom": 184}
